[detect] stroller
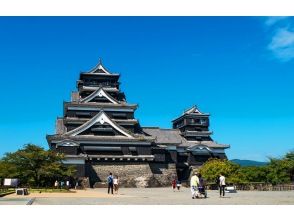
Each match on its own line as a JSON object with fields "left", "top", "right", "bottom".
{"left": 197, "top": 186, "right": 207, "bottom": 198}
{"left": 197, "top": 175, "right": 207, "bottom": 198}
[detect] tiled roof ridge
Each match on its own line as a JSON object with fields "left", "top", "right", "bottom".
{"left": 80, "top": 86, "right": 120, "bottom": 104}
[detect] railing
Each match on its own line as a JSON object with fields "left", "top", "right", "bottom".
{"left": 205, "top": 182, "right": 294, "bottom": 191}
{"left": 271, "top": 184, "right": 294, "bottom": 191}
{"left": 84, "top": 82, "right": 120, "bottom": 87}
{"left": 235, "top": 183, "right": 294, "bottom": 191}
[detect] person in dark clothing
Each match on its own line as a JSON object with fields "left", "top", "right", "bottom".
{"left": 197, "top": 173, "right": 207, "bottom": 197}
{"left": 198, "top": 173, "right": 204, "bottom": 188}
{"left": 107, "top": 172, "right": 114, "bottom": 194}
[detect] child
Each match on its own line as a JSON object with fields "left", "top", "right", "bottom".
{"left": 176, "top": 180, "right": 181, "bottom": 191}
{"left": 172, "top": 179, "right": 176, "bottom": 191}
{"left": 113, "top": 175, "right": 119, "bottom": 194}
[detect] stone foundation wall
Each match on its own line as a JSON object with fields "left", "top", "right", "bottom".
{"left": 85, "top": 161, "right": 177, "bottom": 188}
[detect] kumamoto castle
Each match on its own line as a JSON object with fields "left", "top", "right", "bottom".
{"left": 46, "top": 60, "right": 230, "bottom": 187}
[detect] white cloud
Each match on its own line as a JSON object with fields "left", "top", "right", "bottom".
{"left": 264, "top": 17, "right": 294, "bottom": 62}
{"left": 268, "top": 28, "right": 294, "bottom": 62}
{"left": 265, "top": 16, "right": 288, "bottom": 27}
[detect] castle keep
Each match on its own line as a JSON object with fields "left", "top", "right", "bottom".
{"left": 46, "top": 60, "right": 229, "bottom": 187}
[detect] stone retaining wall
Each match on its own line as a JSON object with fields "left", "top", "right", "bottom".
{"left": 86, "top": 161, "right": 177, "bottom": 188}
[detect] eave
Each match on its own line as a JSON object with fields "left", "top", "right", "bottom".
{"left": 64, "top": 102, "right": 138, "bottom": 110}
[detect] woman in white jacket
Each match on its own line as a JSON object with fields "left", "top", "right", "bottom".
{"left": 190, "top": 172, "right": 200, "bottom": 199}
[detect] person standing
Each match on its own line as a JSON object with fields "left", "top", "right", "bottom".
{"left": 176, "top": 179, "right": 181, "bottom": 191}
{"left": 107, "top": 172, "right": 114, "bottom": 194}
{"left": 171, "top": 179, "right": 176, "bottom": 192}
{"left": 190, "top": 172, "right": 200, "bottom": 199}
{"left": 66, "top": 180, "right": 70, "bottom": 189}
{"left": 198, "top": 173, "right": 207, "bottom": 198}
{"left": 54, "top": 180, "right": 59, "bottom": 189}
{"left": 113, "top": 175, "right": 119, "bottom": 194}
{"left": 219, "top": 173, "right": 226, "bottom": 197}
{"left": 60, "top": 181, "right": 64, "bottom": 189}
{"left": 198, "top": 173, "right": 204, "bottom": 188}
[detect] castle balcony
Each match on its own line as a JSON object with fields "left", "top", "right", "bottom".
{"left": 86, "top": 154, "right": 154, "bottom": 161}
{"left": 83, "top": 82, "right": 120, "bottom": 87}
{"left": 174, "top": 120, "right": 209, "bottom": 129}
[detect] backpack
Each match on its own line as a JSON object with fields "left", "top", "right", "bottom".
{"left": 107, "top": 176, "right": 113, "bottom": 184}
{"left": 215, "top": 177, "right": 220, "bottom": 185}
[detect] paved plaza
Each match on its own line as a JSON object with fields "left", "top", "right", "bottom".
{"left": 1, "top": 187, "right": 294, "bottom": 205}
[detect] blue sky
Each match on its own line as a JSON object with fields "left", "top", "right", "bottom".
{"left": 0, "top": 17, "right": 293, "bottom": 161}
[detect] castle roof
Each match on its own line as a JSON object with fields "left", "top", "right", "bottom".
{"left": 172, "top": 105, "right": 210, "bottom": 122}
{"left": 64, "top": 111, "right": 134, "bottom": 138}
{"left": 142, "top": 127, "right": 229, "bottom": 149}
{"left": 81, "top": 59, "right": 120, "bottom": 76}
{"left": 80, "top": 87, "right": 120, "bottom": 104}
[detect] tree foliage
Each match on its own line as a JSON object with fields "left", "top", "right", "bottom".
{"left": 199, "top": 158, "right": 240, "bottom": 183}
{"left": 265, "top": 151, "right": 294, "bottom": 184}
{"left": 238, "top": 166, "right": 268, "bottom": 183}
{"left": 284, "top": 151, "right": 294, "bottom": 182}
{"left": 0, "top": 144, "right": 75, "bottom": 187}
{"left": 199, "top": 150, "right": 294, "bottom": 185}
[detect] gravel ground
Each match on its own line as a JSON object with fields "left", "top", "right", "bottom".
{"left": 2, "top": 187, "right": 294, "bottom": 205}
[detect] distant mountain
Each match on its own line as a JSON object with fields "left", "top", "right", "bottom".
{"left": 230, "top": 159, "right": 268, "bottom": 167}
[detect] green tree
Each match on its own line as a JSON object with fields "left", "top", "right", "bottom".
{"left": 198, "top": 151, "right": 294, "bottom": 185}
{"left": 284, "top": 151, "right": 294, "bottom": 182}
{"left": 199, "top": 158, "right": 241, "bottom": 183}
{"left": 266, "top": 151, "right": 294, "bottom": 184}
{"left": 238, "top": 166, "right": 268, "bottom": 183}
{"left": 0, "top": 144, "right": 75, "bottom": 187}
{"left": 266, "top": 158, "right": 290, "bottom": 184}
